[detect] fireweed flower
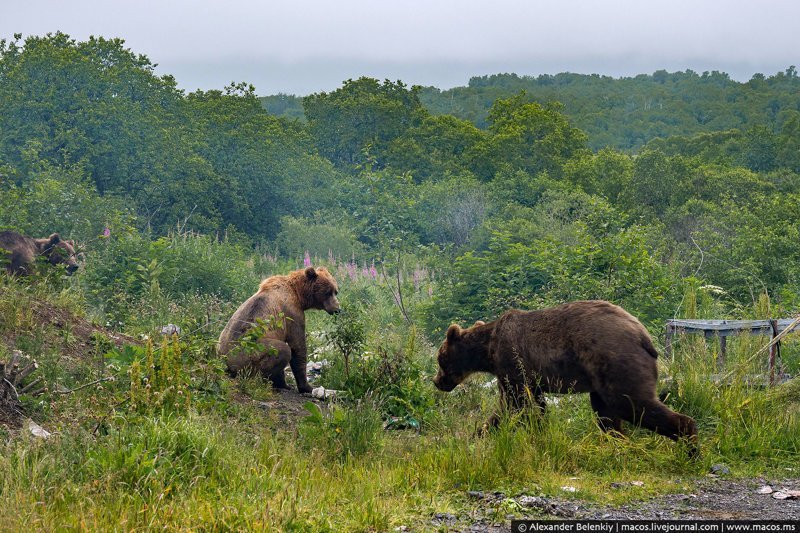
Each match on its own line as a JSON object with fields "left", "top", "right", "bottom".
{"left": 303, "top": 251, "right": 312, "bottom": 268}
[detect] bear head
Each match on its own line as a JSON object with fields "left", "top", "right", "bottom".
{"left": 300, "top": 266, "right": 340, "bottom": 314}
{"left": 433, "top": 321, "right": 488, "bottom": 392}
{"left": 39, "top": 233, "right": 79, "bottom": 275}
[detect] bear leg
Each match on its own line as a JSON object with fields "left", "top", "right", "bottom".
{"left": 478, "top": 380, "right": 546, "bottom": 436}
{"left": 289, "top": 350, "right": 313, "bottom": 394}
{"left": 269, "top": 367, "right": 290, "bottom": 390}
{"left": 258, "top": 339, "right": 292, "bottom": 390}
{"left": 590, "top": 391, "right": 623, "bottom": 434}
{"left": 614, "top": 397, "right": 699, "bottom": 456}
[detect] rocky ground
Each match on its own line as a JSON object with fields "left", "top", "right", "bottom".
{"left": 430, "top": 476, "right": 800, "bottom": 532}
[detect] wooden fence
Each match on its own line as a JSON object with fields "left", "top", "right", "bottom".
{"left": 664, "top": 319, "right": 799, "bottom": 386}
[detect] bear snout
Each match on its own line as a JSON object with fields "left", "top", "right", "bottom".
{"left": 66, "top": 264, "right": 79, "bottom": 275}
{"left": 324, "top": 298, "right": 341, "bottom": 314}
{"left": 433, "top": 373, "right": 456, "bottom": 392}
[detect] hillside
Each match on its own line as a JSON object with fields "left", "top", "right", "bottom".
{"left": 261, "top": 68, "right": 800, "bottom": 152}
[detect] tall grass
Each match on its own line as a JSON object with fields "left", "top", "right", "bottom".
{"left": 2, "top": 266, "right": 799, "bottom": 530}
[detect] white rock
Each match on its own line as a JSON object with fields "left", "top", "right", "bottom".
{"left": 28, "top": 419, "right": 51, "bottom": 439}
{"left": 772, "top": 490, "right": 800, "bottom": 500}
{"left": 757, "top": 485, "right": 773, "bottom": 494}
{"left": 160, "top": 324, "right": 182, "bottom": 336}
{"left": 311, "top": 386, "right": 340, "bottom": 400}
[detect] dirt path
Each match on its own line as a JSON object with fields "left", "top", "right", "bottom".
{"left": 433, "top": 477, "right": 800, "bottom": 531}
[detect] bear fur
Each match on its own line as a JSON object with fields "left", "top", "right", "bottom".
{"left": 434, "top": 300, "right": 698, "bottom": 453}
{"left": 0, "top": 230, "right": 79, "bottom": 276}
{"left": 218, "top": 266, "right": 340, "bottom": 393}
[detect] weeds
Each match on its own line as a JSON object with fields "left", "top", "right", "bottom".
{"left": 1, "top": 267, "right": 799, "bottom": 530}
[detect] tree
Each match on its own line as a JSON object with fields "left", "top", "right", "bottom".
{"left": 303, "top": 77, "right": 426, "bottom": 168}
{"left": 474, "top": 93, "right": 589, "bottom": 181}
{"left": 382, "top": 114, "right": 485, "bottom": 181}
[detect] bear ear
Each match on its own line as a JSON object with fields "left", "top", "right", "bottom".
{"left": 473, "top": 320, "right": 486, "bottom": 327}
{"left": 446, "top": 324, "right": 461, "bottom": 343}
{"left": 48, "top": 233, "right": 61, "bottom": 245}
{"left": 304, "top": 266, "right": 318, "bottom": 280}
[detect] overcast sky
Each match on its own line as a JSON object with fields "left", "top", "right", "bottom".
{"left": 2, "top": 0, "right": 799, "bottom": 95}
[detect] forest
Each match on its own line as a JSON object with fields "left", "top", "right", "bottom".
{"left": 1, "top": 33, "right": 799, "bottom": 529}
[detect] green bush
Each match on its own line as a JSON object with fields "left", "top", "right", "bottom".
{"left": 80, "top": 230, "right": 261, "bottom": 322}
{"left": 0, "top": 164, "right": 134, "bottom": 243}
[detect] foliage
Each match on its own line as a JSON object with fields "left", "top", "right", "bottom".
{"left": 3, "top": 33, "right": 800, "bottom": 529}
{"left": 80, "top": 230, "right": 260, "bottom": 317}
{"left": 0, "top": 163, "right": 134, "bottom": 243}
{"left": 304, "top": 77, "right": 425, "bottom": 168}
{"left": 299, "top": 397, "right": 384, "bottom": 460}
{"left": 425, "top": 186, "right": 675, "bottom": 335}
{"left": 275, "top": 215, "right": 364, "bottom": 260}
{"left": 128, "top": 336, "right": 190, "bottom": 414}
{"left": 419, "top": 68, "right": 800, "bottom": 151}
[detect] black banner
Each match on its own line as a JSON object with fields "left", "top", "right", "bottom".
{"left": 510, "top": 521, "right": 799, "bottom": 533}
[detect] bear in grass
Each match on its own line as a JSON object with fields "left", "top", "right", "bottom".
{"left": 218, "top": 266, "right": 340, "bottom": 393}
{"left": 434, "top": 300, "right": 698, "bottom": 454}
{"left": 0, "top": 230, "right": 79, "bottom": 276}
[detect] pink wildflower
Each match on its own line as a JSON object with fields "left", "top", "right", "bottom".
{"left": 303, "top": 251, "right": 312, "bottom": 268}
{"left": 346, "top": 262, "right": 358, "bottom": 280}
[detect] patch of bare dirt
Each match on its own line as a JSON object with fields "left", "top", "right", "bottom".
{"left": 1, "top": 298, "right": 139, "bottom": 360}
{"left": 30, "top": 299, "right": 139, "bottom": 354}
{"left": 229, "top": 373, "right": 330, "bottom": 429}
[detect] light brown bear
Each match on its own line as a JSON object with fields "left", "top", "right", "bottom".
{"left": 218, "top": 266, "right": 340, "bottom": 392}
{"left": 434, "top": 300, "right": 698, "bottom": 454}
{"left": 0, "top": 230, "right": 79, "bottom": 276}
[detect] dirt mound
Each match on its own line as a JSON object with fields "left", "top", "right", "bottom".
{"left": 1, "top": 298, "right": 138, "bottom": 360}
{"left": 1, "top": 297, "right": 140, "bottom": 430}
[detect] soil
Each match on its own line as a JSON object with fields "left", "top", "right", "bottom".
{"left": 440, "top": 477, "right": 800, "bottom": 531}
{"left": 1, "top": 298, "right": 140, "bottom": 430}
{"left": 231, "top": 386, "right": 326, "bottom": 427}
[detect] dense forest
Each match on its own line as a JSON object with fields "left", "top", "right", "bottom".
{"left": 2, "top": 32, "right": 800, "bottom": 530}
{"left": 264, "top": 68, "right": 800, "bottom": 152}
{"left": 3, "top": 33, "right": 800, "bottom": 332}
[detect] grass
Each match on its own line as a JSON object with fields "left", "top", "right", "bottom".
{"left": 1, "top": 275, "right": 799, "bottom": 531}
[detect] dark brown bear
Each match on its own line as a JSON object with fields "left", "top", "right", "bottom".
{"left": 218, "top": 266, "right": 340, "bottom": 393}
{"left": 0, "top": 230, "right": 79, "bottom": 276}
{"left": 434, "top": 300, "right": 698, "bottom": 453}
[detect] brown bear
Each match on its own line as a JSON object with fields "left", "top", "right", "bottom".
{"left": 0, "top": 230, "right": 79, "bottom": 276}
{"left": 434, "top": 300, "right": 698, "bottom": 454}
{"left": 218, "top": 266, "right": 340, "bottom": 393}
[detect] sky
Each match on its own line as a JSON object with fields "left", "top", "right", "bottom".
{"left": 2, "top": 0, "right": 799, "bottom": 96}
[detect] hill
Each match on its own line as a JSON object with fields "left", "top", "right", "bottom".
{"left": 260, "top": 68, "right": 800, "bottom": 152}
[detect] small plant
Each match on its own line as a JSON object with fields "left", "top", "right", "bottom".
{"left": 128, "top": 336, "right": 190, "bottom": 414}
{"left": 233, "top": 315, "right": 289, "bottom": 363}
{"left": 324, "top": 305, "right": 365, "bottom": 379}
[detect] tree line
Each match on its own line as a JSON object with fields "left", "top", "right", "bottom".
{"left": 2, "top": 32, "right": 799, "bottom": 334}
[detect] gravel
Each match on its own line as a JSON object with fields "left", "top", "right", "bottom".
{"left": 439, "top": 477, "right": 800, "bottom": 532}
